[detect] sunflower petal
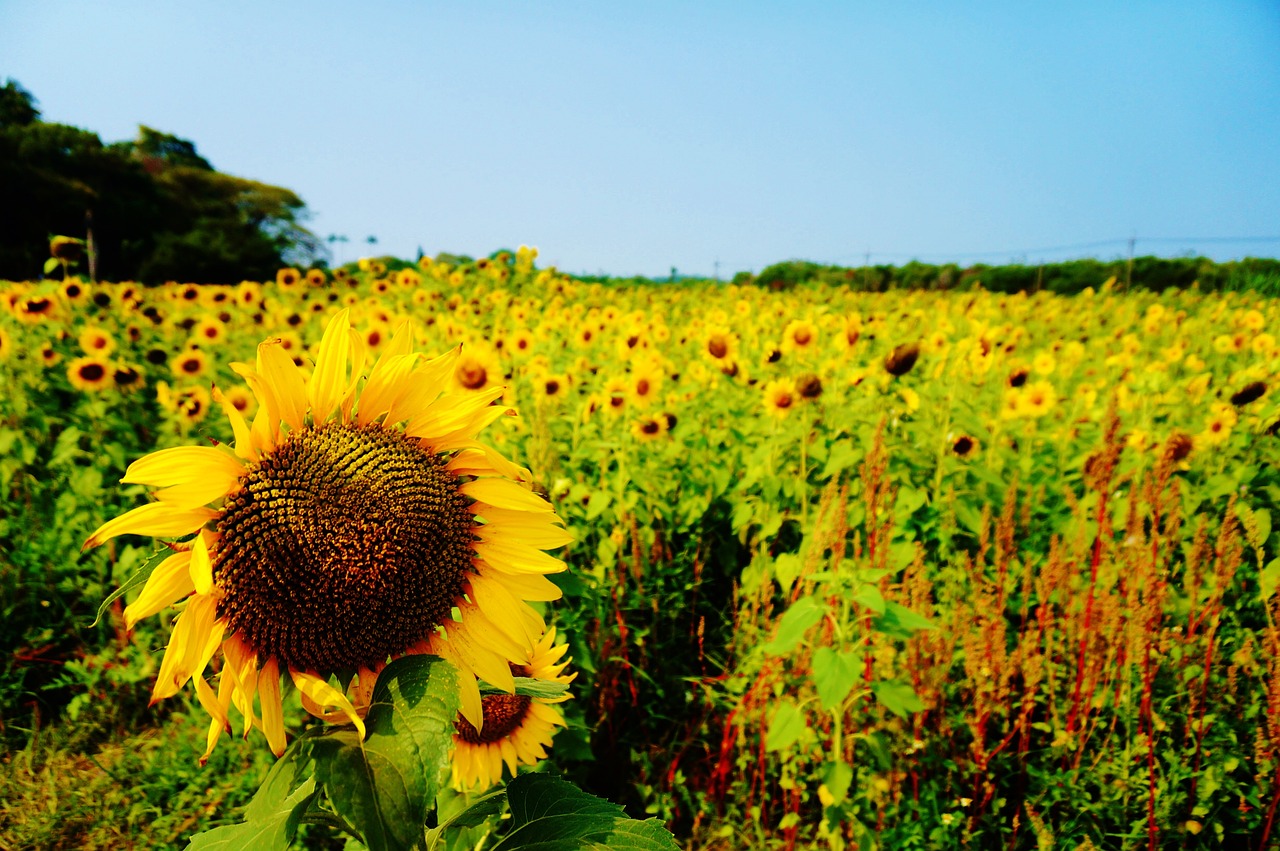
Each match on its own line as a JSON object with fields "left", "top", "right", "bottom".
{"left": 189, "top": 531, "right": 214, "bottom": 595}
{"left": 200, "top": 671, "right": 236, "bottom": 765}
{"left": 460, "top": 478, "right": 554, "bottom": 514}
{"left": 213, "top": 384, "right": 257, "bottom": 461}
{"left": 458, "top": 601, "right": 531, "bottom": 659}
{"left": 469, "top": 569, "right": 546, "bottom": 646}
{"left": 308, "top": 309, "right": 351, "bottom": 425}
{"left": 475, "top": 508, "right": 574, "bottom": 549}
{"left": 492, "top": 570, "right": 564, "bottom": 602}
{"left": 444, "top": 620, "right": 515, "bottom": 694}
{"left": 83, "top": 503, "right": 218, "bottom": 550}
{"left": 291, "top": 669, "right": 366, "bottom": 739}
{"left": 150, "top": 594, "right": 221, "bottom": 702}
{"left": 123, "top": 550, "right": 194, "bottom": 630}
{"left": 258, "top": 657, "right": 287, "bottom": 756}
{"left": 122, "top": 446, "right": 244, "bottom": 489}
{"left": 222, "top": 634, "right": 259, "bottom": 734}
{"left": 431, "top": 635, "right": 483, "bottom": 731}
{"left": 257, "top": 339, "right": 307, "bottom": 431}
{"left": 474, "top": 539, "right": 567, "bottom": 575}
{"left": 384, "top": 346, "right": 460, "bottom": 426}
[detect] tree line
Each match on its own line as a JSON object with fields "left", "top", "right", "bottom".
{"left": 0, "top": 79, "right": 322, "bottom": 284}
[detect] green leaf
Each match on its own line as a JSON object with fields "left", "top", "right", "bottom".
{"left": 773, "top": 552, "right": 802, "bottom": 591}
{"left": 888, "top": 540, "right": 918, "bottom": 572}
{"left": 822, "top": 760, "right": 853, "bottom": 806}
{"left": 871, "top": 601, "right": 936, "bottom": 639}
{"left": 872, "top": 680, "right": 924, "bottom": 719}
{"left": 43, "top": 257, "right": 61, "bottom": 274}
{"left": 763, "top": 596, "right": 824, "bottom": 655}
{"left": 492, "top": 772, "right": 679, "bottom": 850}
{"left": 1260, "top": 558, "right": 1280, "bottom": 602}
{"left": 424, "top": 788, "right": 508, "bottom": 850}
{"left": 310, "top": 655, "right": 461, "bottom": 851}
{"left": 811, "top": 647, "right": 861, "bottom": 712}
{"left": 480, "top": 677, "right": 571, "bottom": 701}
{"left": 186, "top": 744, "right": 318, "bottom": 851}
{"left": 766, "top": 701, "right": 807, "bottom": 752}
{"left": 852, "top": 584, "right": 886, "bottom": 615}
{"left": 90, "top": 547, "right": 169, "bottom": 628}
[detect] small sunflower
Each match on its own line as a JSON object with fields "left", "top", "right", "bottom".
{"left": 68, "top": 356, "right": 112, "bottom": 392}
{"left": 630, "top": 414, "right": 669, "bottom": 441}
{"left": 703, "top": 325, "right": 738, "bottom": 367}
{"left": 450, "top": 628, "right": 574, "bottom": 791}
{"left": 171, "top": 349, "right": 209, "bottom": 381}
{"left": 79, "top": 326, "right": 115, "bottom": 356}
{"left": 763, "top": 378, "right": 797, "bottom": 418}
{"left": 113, "top": 364, "right": 146, "bottom": 392}
{"left": 84, "top": 311, "right": 571, "bottom": 761}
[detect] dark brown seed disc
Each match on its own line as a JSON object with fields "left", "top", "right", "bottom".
{"left": 454, "top": 694, "right": 533, "bottom": 744}
{"left": 214, "top": 422, "right": 475, "bottom": 672}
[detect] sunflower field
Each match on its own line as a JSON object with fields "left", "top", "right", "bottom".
{"left": 2, "top": 250, "right": 1279, "bottom": 850}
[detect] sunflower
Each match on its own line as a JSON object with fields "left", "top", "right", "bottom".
{"left": 630, "top": 414, "right": 669, "bottom": 441}
{"left": 83, "top": 311, "right": 570, "bottom": 761}
{"left": 703, "top": 325, "right": 739, "bottom": 367}
{"left": 628, "top": 362, "right": 663, "bottom": 409}
{"left": 79, "top": 326, "right": 116, "bottom": 356}
{"left": 16, "top": 294, "right": 58, "bottom": 324}
{"left": 450, "top": 628, "right": 574, "bottom": 791}
{"left": 113, "top": 364, "right": 146, "bottom": 392}
{"left": 454, "top": 346, "right": 503, "bottom": 394}
{"left": 306, "top": 268, "right": 328, "bottom": 287}
{"left": 276, "top": 268, "right": 302, "bottom": 288}
{"left": 781, "top": 318, "right": 819, "bottom": 356}
{"left": 762, "top": 378, "right": 797, "bottom": 418}
{"left": 171, "top": 349, "right": 209, "bottom": 381}
{"left": 68, "top": 356, "right": 113, "bottom": 391}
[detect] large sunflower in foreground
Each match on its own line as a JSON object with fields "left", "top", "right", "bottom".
{"left": 84, "top": 309, "right": 572, "bottom": 762}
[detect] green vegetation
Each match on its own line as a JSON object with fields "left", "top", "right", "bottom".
{"left": 0, "top": 79, "right": 321, "bottom": 284}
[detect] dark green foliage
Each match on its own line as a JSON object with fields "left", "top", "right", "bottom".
{"left": 0, "top": 81, "right": 321, "bottom": 283}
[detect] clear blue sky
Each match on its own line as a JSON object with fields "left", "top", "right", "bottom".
{"left": 3, "top": 2, "right": 1278, "bottom": 277}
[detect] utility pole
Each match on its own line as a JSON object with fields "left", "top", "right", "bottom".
{"left": 1125, "top": 234, "right": 1136, "bottom": 291}
{"left": 713, "top": 259, "right": 720, "bottom": 282}
{"left": 85, "top": 209, "right": 97, "bottom": 282}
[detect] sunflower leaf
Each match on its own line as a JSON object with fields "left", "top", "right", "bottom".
{"left": 310, "top": 654, "right": 460, "bottom": 851}
{"left": 480, "top": 676, "right": 570, "bottom": 701}
{"left": 89, "top": 546, "right": 168, "bottom": 628}
{"left": 184, "top": 775, "right": 316, "bottom": 851}
{"left": 491, "top": 772, "right": 679, "bottom": 851}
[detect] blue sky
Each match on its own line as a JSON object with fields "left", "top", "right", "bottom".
{"left": 3, "top": 1, "right": 1278, "bottom": 277}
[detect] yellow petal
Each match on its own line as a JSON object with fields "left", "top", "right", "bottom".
{"left": 460, "top": 478, "right": 554, "bottom": 514}
{"left": 83, "top": 503, "right": 218, "bottom": 550}
{"left": 189, "top": 531, "right": 214, "bottom": 595}
{"left": 443, "top": 620, "right": 515, "bottom": 693}
{"left": 231, "top": 363, "right": 280, "bottom": 451}
{"left": 340, "top": 327, "right": 368, "bottom": 422}
{"left": 291, "top": 669, "right": 366, "bottom": 739}
{"left": 474, "top": 539, "right": 567, "bottom": 575}
{"left": 458, "top": 601, "right": 530, "bottom": 659}
{"left": 256, "top": 339, "right": 307, "bottom": 431}
{"left": 383, "top": 347, "right": 460, "bottom": 426}
{"left": 406, "top": 387, "right": 506, "bottom": 443}
{"left": 476, "top": 509, "right": 574, "bottom": 549}
{"left": 357, "top": 321, "right": 416, "bottom": 426}
{"left": 150, "top": 595, "right": 221, "bottom": 702}
{"left": 492, "top": 571, "right": 564, "bottom": 603}
{"left": 200, "top": 671, "right": 236, "bottom": 765}
{"left": 499, "top": 738, "right": 520, "bottom": 774}
{"left": 308, "top": 309, "right": 351, "bottom": 424}
{"left": 469, "top": 570, "right": 546, "bottom": 646}
{"left": 430, "top": 635, "right": 483, "bottom": 731}
{"left": 123, "top": 550, "right": 195, "bottom": 630}
{"left": 222, "top": 634, "right": 259, "bottom": 734}
{"left": 258, "top": 657, "right": 287, "bottom": 756}
{"left": 213, "top": 384, "right": 257, "bottom": 461}
{"left": 123, "top": 446, "right": 245, "bottom": 489}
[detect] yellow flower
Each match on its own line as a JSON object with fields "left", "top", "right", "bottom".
{"left": 83, "top": 311, "right": 571, "bottom": 761}
{"left": 763, "top": 378, "right": 797, "bottom": 418}
{"left": 67, "top": 356, "right": 112, "bottom": 392}
{"left": 78, "top": 326, "right": 115, "bottom": 356}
